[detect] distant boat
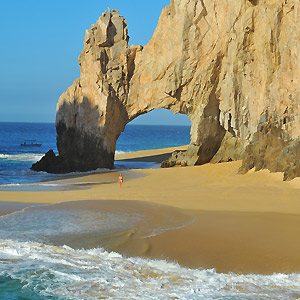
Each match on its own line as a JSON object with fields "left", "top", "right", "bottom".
{"left": 20, "top": 140, "right": 42, "bottom": 147}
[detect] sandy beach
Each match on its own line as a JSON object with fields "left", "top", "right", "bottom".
{"left": 1, "top": 145, "right": 300, "bottom": 274}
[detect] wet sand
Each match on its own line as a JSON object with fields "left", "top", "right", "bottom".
{"left": 1, "top": 145, "right": 300, "bottom": 274}
{"left": 143, "top": 211, "right": 300, "bottom": 274}
{"left": 0, "top": 202, "right": 43, "bottom": 217}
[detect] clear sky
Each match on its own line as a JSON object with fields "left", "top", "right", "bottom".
{"left": 0, "top": 0, "right": 190, "bottom": 126}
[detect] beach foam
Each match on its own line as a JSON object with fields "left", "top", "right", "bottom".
{"left": 0, "top": 239, "right": 299, "bottom": 300}
{"left": 0, "top": 201, "right": 299, "bottom": 299}
{"left": 0, "top": 153, "right": 44, "bottom": 162}
{"left": 115, "top": 150, "right": 127, "bottom": 155}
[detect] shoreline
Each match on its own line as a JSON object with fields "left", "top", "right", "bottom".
{"left": 1, "top": 145, "right": 300, "bottom": 274}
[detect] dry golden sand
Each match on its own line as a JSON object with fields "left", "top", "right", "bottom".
{"left": 1, "top": 145, "right": 300, "bottom": 274}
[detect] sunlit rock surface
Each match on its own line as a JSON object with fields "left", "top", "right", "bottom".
{"left": 32, "top": 1, "right": 300, "bottom": 179}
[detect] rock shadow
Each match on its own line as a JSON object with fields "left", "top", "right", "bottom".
{"left": 32, "top": 97, "right": 114, "bottom": 173}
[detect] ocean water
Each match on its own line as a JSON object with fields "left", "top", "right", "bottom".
{"left": 1, "top": 122, "right": 300, "bottom": 300}
{"left": 0, "top": 122, "right": 191, "bottom": 186}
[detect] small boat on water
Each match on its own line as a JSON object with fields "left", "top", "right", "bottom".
{"left": 20, "top": 140, "right": 42, "bottom": 147}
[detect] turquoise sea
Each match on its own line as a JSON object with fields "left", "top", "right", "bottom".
{"left": 0, "top": 122, "right": 300, "bottom": 299}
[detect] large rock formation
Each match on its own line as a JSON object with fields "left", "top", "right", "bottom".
{"left": 32, "top": 0, "right": 300, "bottom": 179}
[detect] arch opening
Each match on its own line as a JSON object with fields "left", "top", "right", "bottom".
{"left": 116, "top": 108, "right": 191, "bottom": 158}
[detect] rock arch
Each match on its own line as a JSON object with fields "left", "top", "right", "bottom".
{"left": 33, "top": 6, "right": 228, "bottom": 173}
{"left": 33, "top": 0, "right": 300, "bottom": 180}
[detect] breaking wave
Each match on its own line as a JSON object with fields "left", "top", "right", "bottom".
{"left": 115, "top": 150, "right": 127, "bottom": 155}
{"left": 0, "top": 153, "right": 44, "bottom": 162}
{"left": 0, "top": 239, "right": 299, "bottom": 300}
{"left": 0, "top": 201, "right": 299, "bottom": 299}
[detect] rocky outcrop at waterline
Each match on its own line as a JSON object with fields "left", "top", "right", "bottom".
{"left": 32, "top": 0, "right": 300, "bottom": 180}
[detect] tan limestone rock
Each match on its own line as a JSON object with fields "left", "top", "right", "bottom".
{"left": 32, "top": 0, "right": 300, "bottom": 179}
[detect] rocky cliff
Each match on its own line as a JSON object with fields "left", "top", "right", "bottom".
{"left": 32, "top": 0, "right": 300, "bottom": 180}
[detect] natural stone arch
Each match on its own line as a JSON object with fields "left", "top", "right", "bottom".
{"left": 32, "top": 5, "right": 233, "bottom": 173}
{"left": 33, "top": 0, "right": 300, "bottom": 179}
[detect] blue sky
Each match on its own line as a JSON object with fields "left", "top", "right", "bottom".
{"left": 0, "top": 0, "right": 190, "bottom": 126}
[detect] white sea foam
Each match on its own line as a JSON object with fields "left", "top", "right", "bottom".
{"left": 0, "top": 151, "right": 126, "bottom": 163}
{"left": 0, "top": 204, "right": 299, "bottom": 299}
{"left": 0, "top": 239, "right": 299, "bottom": 300}
{"left": 0, "top": 183, "right": 21, "bottom": 187}
{"left": 115, "top": 150, "right": 127, "bottom": 155}
{"left": 0, "top": 153, "right": 44, "bottom": 162}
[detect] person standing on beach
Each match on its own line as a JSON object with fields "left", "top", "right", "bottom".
{"left": 119, "top": 173, "right": 123, "bottom": 188}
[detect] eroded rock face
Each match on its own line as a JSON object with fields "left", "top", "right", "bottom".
{"left": 33, "top": 0, "right": 300, "bottom": 179}
{"left": 33, "top": 9, "right": 138, "bottom": 173}
{"left": 239, "top": 118, "right": 300, "bottom": 181}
